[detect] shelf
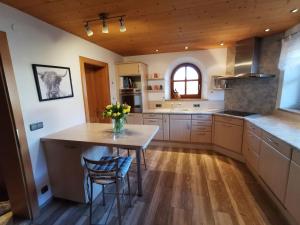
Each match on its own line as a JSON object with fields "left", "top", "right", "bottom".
{"left": 146, "top": 90, "right": 164, "bottom": 93}
{"left": 147, "top": 78, "right": 164, "bottom": 81}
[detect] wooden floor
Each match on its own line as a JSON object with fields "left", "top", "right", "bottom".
{"left": 0, "top": 147, "right": 289, "bottom": 225}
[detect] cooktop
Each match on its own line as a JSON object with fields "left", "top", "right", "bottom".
{"left": 219, "top": 110, "right": 256, "bottom": 117}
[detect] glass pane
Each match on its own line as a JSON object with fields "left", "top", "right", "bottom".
{"left": 173, "top": 81, "right": 185, "bottom": 95}
{"left": 173, "top": 67, "right": 185, "bottom": 80}
{"left": 186, "top": 66, "right": 199, "bottom": 80}
{"left": 186, "top": 81, "right": 199, "bottom": 95}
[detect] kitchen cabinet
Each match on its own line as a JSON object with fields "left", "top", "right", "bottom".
{"left": 143, "top": 114, "right": 163, "bottom": 140}
{"left": 244, "top": 130, "right": 261, "bottom": 172}
{"left": 259, "top": 140, "right": 291, "bottom": 203}
{"left": 213, "top": 116, "right": 244, "bottom": 153}
{"left": 126, "top": 113, "right": 143, "bottom": 124}
{"left": 191, "top": 115, "right": 212, "bottom": 144}
{"left": 163, "top": 114, "right": 170, "bottom": 141}
{"left": 170, "top": 115, "right": 191, "bottom": 142}
{"left": 285, "top": 150, "right": 300, "bottom": 225}
{"left": 117, "top": 63, "right": 141, "bottom": 76}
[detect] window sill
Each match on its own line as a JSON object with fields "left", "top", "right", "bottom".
{"left": 279, "top": 108, "right": 300, "bottom": 115}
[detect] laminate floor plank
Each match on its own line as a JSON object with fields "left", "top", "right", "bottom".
{"left": 0, "top": 147, "right": 290, "bottom": 225}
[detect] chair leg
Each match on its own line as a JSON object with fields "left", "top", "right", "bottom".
{"left": 127, "top": 173, "right": 132, "bottom": 207}
{"left": 117, "top": 147, "right": 120, "bottom": 156}
{"left": 102, "top": 184, "right": 106, "bottom": 206}
{"left": 127, "top": 149, "right": 130, "bottom": 157}
{"left": 89, "top": 179, "right": 93, "bottom": 225}
{"left": 115, "top": 179, "right": 122, "bottom": 225}
{"left": 142, "top": 149, "right": 147, "bottom": 170}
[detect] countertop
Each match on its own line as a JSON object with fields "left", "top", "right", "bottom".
{"left": 245, "top": 115, "right": 300, "bottom": 151}
{"left": 143, "top": 108, "right": 221, "bottom": 114}
{"left": 42, "top": 123, "right": 159, "bottom": 150}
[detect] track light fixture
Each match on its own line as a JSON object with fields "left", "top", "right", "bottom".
{"left": 83, "top": 13, "right": 126, "bottom": 36}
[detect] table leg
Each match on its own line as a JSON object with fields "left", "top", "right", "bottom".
{"left": 135, "top": 148, "right": 143, "bottom": 196}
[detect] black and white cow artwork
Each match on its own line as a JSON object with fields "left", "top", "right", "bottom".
{"left": 38, "top": 70, "right": 68, "bottom": 99}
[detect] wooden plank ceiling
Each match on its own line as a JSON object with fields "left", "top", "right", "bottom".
{"left": 2, "top": 0, "right": 300, "bottom": 56}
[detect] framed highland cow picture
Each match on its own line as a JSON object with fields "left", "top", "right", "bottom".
{"left": 32, "top": 64, "right": 74, "bottom": 101}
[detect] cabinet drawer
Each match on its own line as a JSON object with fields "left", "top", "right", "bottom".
{"left": 246, "top": 131, "right": 261, "bottom": 154}
{"left": 191, "top": 114, "right": 212, "bottom": 121}
{"left": 143, "top": 113, "right": 163, "bottom": 119}
{"left": 245, "top": 146, "right": 259, "bottom": 173}
{"left": 191, "top": 131, "right": 212, "bottom": 143}
{"left": 259, "top": 141, "right": 290, "bottom": 203}
{"left": 262, "top": 131, "right": 292, "bottom": 159}
{"left": 214, "top": 115, "right": 243, "bottom": 126}
{"left": 192, "top": 120, "right": 212, "bottom": 126}
{"left": 126, "top": 113, "right": 143, "bottom": 124}
{"left": 143, "top": 119, "right": 163, "bottom": 140}
{"left": 170, "top": 114, "right": 191, "bottom": 120}
{"left": 292, "top": 150, "right": 300, "bottom": 166}
{"left": 246, "top": 122, "right": 262, "bottom": 136}
{"left": 192, "top": 125, "right": 212, "bottom": 132}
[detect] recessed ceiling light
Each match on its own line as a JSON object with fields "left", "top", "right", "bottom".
{"left": 155, "top": 49, "right": 159, "bottom": 52}
{"left": 265, "top": 28, "right": 271, "bottom": 32}
{"left": 290, "top": 8, "right": 299, "bottom": 13}
{"left": 220, "top": 41, "right": 224, "bottom": 46}
{"left": 185, "top": 46, "right": 189, "bottom": 50}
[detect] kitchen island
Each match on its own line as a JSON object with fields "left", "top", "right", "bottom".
{"left": 41, "top": 123, "right": 159, "bottom": 203}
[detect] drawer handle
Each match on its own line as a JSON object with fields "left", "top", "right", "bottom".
{"left": 148, "top": 119, "right": 157, "bottom": 123}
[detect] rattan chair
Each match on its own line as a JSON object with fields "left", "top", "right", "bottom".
{"left": 83, "top": 155, "right": 132, "bottom": 225}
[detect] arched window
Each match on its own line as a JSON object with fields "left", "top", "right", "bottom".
{"left": 171, "top": 63, "right": 202, "bottom": 99}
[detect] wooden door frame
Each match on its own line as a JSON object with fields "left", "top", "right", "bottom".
{"left": 0, "top": 32, "right": 39, "bottom": 219}
{"left": 79, "top": 56, "right": 111, "bottom": 122}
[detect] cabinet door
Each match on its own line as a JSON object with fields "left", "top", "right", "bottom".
{"left": 163, "top": 114, "right": 170, "bottom": 141}
{"left": 285, "top": 161, "right": 300, "bottom": 225}
{"left": 126, "top": 113, "right": 143, "bottom": 124}
{"left": 143, "top": 119, "right": 163, "bottom": 140}
{"left": 170, "top": 119, "right": 191, "bottom": 142}
{"left": 117, "top": 63, "right": 139, "bottom": 76}
{"left": 259, "top": 141, "right": 290, "bottom": 203}
{"left": 214, "top": 121, "right": 243, "bottom": 153}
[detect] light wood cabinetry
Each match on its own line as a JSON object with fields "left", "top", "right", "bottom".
{"left": 126, "top": 113, "right": 143, "bottom": 124}
{"left": 259, "top": 139, "right": 291, "bottom": 203}
{"left": 116, "top": 63, "right": 140, "bottom": 76}
{"left": 163, "top": 114, "right": 170, "bottom": 141}
{"left": 285, "top": 150, "right": 300, "bottom": 225}
{"left": 170, "top": 116, "right": 191, "bottom": 142}
{"left": 213, "top": 116, "right": 244, "bottom": 153}
{"left": 143, "top": 114, "right": 163, "bottom": 140}
{"left": 191, "top": 115, "right": 212, "bottom": 144}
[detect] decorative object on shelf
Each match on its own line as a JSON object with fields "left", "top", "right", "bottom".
{"left": 32, "top": 64, "right": 74, "bottom": 102}
{"left": 153, "top": 73, "right": 158, "bottom": 78}
{"left": 159, "top": 85, "right": 163, "bottom": 90}
{"left": 211, "top": 75, "right": 226, "bottom": 90}
{"left": 83, "top": 13, "right": 126, "bottom": 36}
{"left": 147, "top": 85, "right": 152, "bottom": 90}
{"left": 173, "top": 89, "right": 181, "bottom": 99}
{"left": 103, "top": 103, "right": 131, "bottom": 133}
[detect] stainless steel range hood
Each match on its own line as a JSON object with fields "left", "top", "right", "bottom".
{"left": 217, "top": 37, "right": 275, "bottom": 80}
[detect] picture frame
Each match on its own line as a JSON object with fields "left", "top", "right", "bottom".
{"left": 32, "top": 64, "right": 74, "bottom": 101}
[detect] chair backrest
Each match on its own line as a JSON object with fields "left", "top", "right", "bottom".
{"left": 83, "top": 156, "right": 120, "bottom": 181}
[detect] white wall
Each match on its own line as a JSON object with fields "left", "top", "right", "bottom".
{"left": 0, "top": 3, "right": 122, "bottom": 206}
{"left": 124, "top": 49, "right": 227, "bottom": 101}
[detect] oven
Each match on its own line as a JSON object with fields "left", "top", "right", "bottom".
{"left": 120, "top": 89, "right": 142, "bottom": 113}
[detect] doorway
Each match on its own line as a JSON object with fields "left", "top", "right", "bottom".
{"left": 80, "top": 57, "right": 111, "bottom": 123}
{"left": 0, "top": 31, "right": 39, "bottom": 220}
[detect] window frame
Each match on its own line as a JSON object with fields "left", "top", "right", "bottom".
{"left": 170, "top": 63, "right": 202, "bottom": 99}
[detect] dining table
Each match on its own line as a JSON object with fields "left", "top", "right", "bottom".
{"left": 41, "top": 123, "right": 159, "bottom": 203}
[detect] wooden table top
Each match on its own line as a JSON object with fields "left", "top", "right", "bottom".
{"left": 41, "top": 123, "right": 159, "bottom": 149}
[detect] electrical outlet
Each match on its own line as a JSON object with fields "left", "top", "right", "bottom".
{"left": 30, "top": 122, "right": 43, "bottom": 131}
{"left": 41, "top": 185, "right": 49, "bottom": 194}
{"left": 155, "top": 104, "right": 162, "bottom": 108}
{"left": 193, "top": 104, "right": 200, "bottom": 108}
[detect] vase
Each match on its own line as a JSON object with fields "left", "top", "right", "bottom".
{"left": 112, "top": 118, "right": 125, "bottom": 133}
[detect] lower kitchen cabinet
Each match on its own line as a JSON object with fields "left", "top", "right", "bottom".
{"left": 285, "top": 155, "right": 300, "bottom": 225}
{"left": 163, "top": 114, "right": 170, "bottom": 141}
{"left": 170, "top": 118, "right": 191, "bottom": 142}
{"left": 244, "top": 129, "right": 261, "bottom": 173}
{"left": 259, "top": 140, "right": 291, "bottom": 203}
{"left": 126, "top": 113, "right": 143, "bottom": 124}
{"left": 143, "top": 118, "right": 163, "bottom": 140}
{"left": 213, "top": 120, "right": 243, "bottom": 153}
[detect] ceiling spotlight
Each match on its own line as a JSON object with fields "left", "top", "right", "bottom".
{"left": 102, "top": 19, "right": 109, "bottom": 33}
{"left": 119, "top": 17, "right": 126, "bottom": 32}
{"left": 265, "top": 28, "right": 271, "bottom": 32}
{"left": 185, "top": 46, "right": 189, "bottom": 50}
{"left": 84, "top": 23, "right": 93, "bottom": 37}
{"left": 155, "top": 49, "right": 159, "bottom": 52}
{"left": 220, "top": 41, "right": 224, "bottom": 46}
{"left": 290, "top": 8, "right": 299, "bottom": 13}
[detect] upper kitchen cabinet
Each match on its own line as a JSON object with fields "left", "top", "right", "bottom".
{"left": 116, "top": 62, "right": 147, "bottom": 77}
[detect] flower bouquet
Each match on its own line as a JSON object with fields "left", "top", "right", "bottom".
{"left": 103, "top": 103, "right": 131, "bottom": 133}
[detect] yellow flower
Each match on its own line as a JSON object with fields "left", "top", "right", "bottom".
{"left": 123, "top": 109, "right": 127, "bottom": 114}
{"left": 107, "top": 111, "right": 112, "bottom": 116}
{"left": 106, "top": 104, "right": 112, "bottom": 110}
{"left": 113, "top": 113, "right": 117, "bottom": 118}
{"left": 117, "top": 112, "right": 121, "bottom": 116}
